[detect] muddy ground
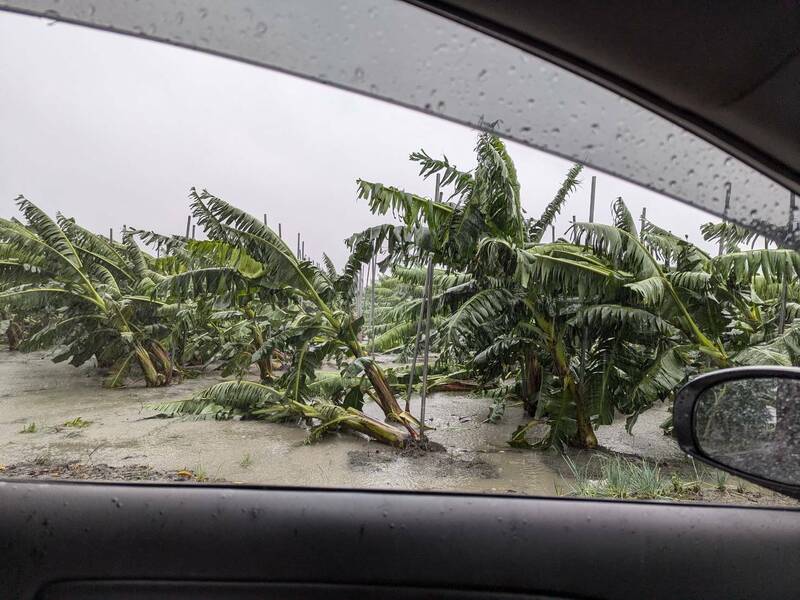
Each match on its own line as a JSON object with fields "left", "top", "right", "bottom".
{"left": 0, "top": 349, "right": 795, "bottom": 507}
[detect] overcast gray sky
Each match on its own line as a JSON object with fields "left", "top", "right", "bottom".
{"left": 0, "top": 10, "right": 722, "bottom": 267}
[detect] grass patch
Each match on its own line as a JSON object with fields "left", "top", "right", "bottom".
{"left": 562, "top": 454, "right": 737, "bottom": 501}
{"left": 239, "top": 453, "right": 253, "bottom": 469}
{"left": 33, "top": 452, "right": 51, "bottom": 466}
{"left": 564, "top": 455, "right": 671, "bottom": 500}
{"left": 713, "top": 469, "right": 729, "bottom": 492}
{"left": 194, "top": 465, "right": 208, "bottom": 482}
{"left": 177, "top": 465, "right": 209, "bottom": 482}
{"left": 62, "top": 416, "right": 92, "bottom": 428}
{"left": 19, "top": 422, "right": 37, "bottom": 434}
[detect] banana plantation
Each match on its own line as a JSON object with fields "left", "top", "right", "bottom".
{"left": 3, "top": 133, "right": 800, "bottom": 452}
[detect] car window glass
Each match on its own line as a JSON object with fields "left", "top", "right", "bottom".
{"left": 0, "top": 0, "right": 794, "bottom": 242}
{"left": 0, "top": 7, "right": 797, "bottom": 509}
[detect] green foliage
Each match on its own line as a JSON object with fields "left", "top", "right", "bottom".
{"left": 6, "top": 131, "right": 799, "bottom": 454}
{"left": 19, "top": 422, "right": 37, "bottom": 434}
{"left": 563, "top": 455, "right": 670, "bottom": 499}
{"left": 62, "top": 417, "right": 92, "bottom": 428}
{"left": 0, "top": 199, "right": 175, "bottom": 387}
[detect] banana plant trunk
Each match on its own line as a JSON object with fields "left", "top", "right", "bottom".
{"left": 134, "top": 340, "right": 173, "bottom": 387}
{"left": 252, "top": 329, "right": 273, "bottom": 383}
{"left": 571, "top": 377, "right": 599, "bottom": 449}
{"left": 552, "top": 337, "right": 598, "bottom": 449}
{"left": 6, "top": 321, "right": 22, "bottom": 351}
{"left": 520, "top": 352, "right": 542, "bottom": 417}
{"left": 292, "top": 401, "right": 412, "bottom": 447}
{"left": 134, "top": 342, "right": 162, "bottom": 387}
{"left": 149, "top": 340, "right": 175, "bottom": 385}
{"left": 361, "top": 359, "right": 420, "bottom": 438}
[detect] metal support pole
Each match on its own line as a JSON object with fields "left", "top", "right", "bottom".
{"left": 779, "top": 276, "right": 789, "bottom": 335}
{"left": 109, "top": 228, "right": 113, "bottom": 243}
{"left": 418, "top": 253, "right": 435, "bottom": 441}
{"left": 302, "top": 241, "right": 305, "bottom": 260}
{"left": 354, "top": 268, "right": 360, "bottom": 316}
{"left": 191, "top": 224, "right": 196, "bottom": 240}
{"left": 185, "top": 215, "right": 191, "bottom": 240}
{"left": 297, "top": 233, "right": 301, "bottom": 258}
{"left": 719, "top": 182, "right": 731, "bottom": 256}
{"left": 405, "top": 288, "right": 427, "bottom": 413}
{"left": 551, "top": 224, "right": 555, "bottom": 243}
{"left": 365, "top": 258, "right": 371, "bottom": 319}
{"left": 639, "top": 207, "right": 647, "bottom": 240}
{"left": 580, "top": 186, "right": 595, "bottom": 396}
{"left": 369, "top": 252, "right": 376, "bottom": 357}
{"left": 362, "top": 261, "right": 370, "bottom": 319}
{"left": 263, "top": 213, "right": 267, "bottom": 226}
{"left": 278, "top": 223, "right": 282, "bottom": 239}
{"left": 779, "top": 192, "right": 796, "bottom": 335}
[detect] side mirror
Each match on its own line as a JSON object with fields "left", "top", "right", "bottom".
{"left": 675, "top": 367, "right": 800, "bottom": 500}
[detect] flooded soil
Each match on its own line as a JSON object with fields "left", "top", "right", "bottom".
{"left": 0, "top": 349, "right": 795, "bottom": 507}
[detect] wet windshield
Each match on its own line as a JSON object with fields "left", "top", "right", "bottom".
{"left": 0, "top": 8, "right": 797, "bottom": 508}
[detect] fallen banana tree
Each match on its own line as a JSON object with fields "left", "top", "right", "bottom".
{"left": 148, "top": 380, "right": 413, "bottom": 447}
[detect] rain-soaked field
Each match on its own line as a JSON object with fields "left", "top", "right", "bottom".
{"left": 0, "top": 349, "right": 795, "bottom": 507}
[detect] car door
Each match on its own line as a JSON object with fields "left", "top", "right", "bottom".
{"left": 1, "top": 2, "right": 799, "bottom": 599}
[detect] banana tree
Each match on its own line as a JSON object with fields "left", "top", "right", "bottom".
{"left": 355, "top": 133, "right": 610, "bottom": 446}
{"left": 172, "top": 189, "right": 419, "bottom": 435}
{"left": 360, "top": 133, "right": 732, "bottom": 449}
{"left": 0, "top": 198, "right": 174, "bottom": 386}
